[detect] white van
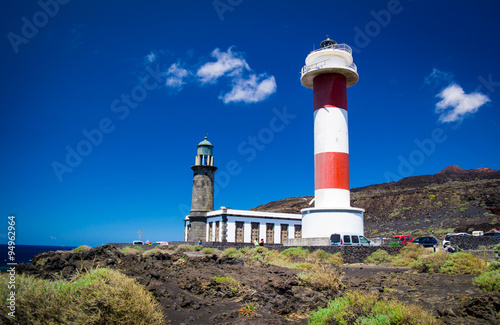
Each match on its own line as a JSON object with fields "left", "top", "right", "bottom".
{"left": 442, "top": 233, "right": 469, "bottom": 248}
{"left": 329, "top": 233, "right": 378, "bottom": 246}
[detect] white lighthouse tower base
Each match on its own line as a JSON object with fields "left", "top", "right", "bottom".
{"left": 301, "top": 207, "right": 364, "bottom": 238}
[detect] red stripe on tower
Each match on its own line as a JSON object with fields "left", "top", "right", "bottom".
{"left": 313, "top": 73, "right": 347, "bottom": 111}
{"left": 314, "top": 152, "right": 349, "bottom": 190}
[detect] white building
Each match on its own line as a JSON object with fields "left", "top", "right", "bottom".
{"left": 183, "top": 136, "right": 302, "bottom": 244}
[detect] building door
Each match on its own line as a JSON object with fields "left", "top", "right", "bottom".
{"left": 235, "top": 222, "right": 244, "bottom": 243}
{"left": 266, "top": 223, "right": 274, "bottom": 244}
{"left": 294, "top": 225, "right": 302, "bottom": 239}
{"left": 281, "top": 224, "right": 288, "bottom": 243}
{"left": 251, "top": 223, "right": 259, "bottom": 242}
{"left": 208, "top": 222, "right": 213, "bottom": 242}
{"left": 215, "top": 221, "right": 220, "bottom": 242}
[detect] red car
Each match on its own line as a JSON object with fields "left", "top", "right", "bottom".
{"left": 393, "top": 235, "right": 414, "bottom": 245}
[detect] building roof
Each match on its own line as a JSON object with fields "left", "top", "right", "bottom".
{"left": 197, "top": 136, "right": 213, "bottom": 147}
{"left": 206, "top": 208, "right": 302, "bottom": 220}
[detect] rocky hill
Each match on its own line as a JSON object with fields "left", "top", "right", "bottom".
{"left": 251, "top": 166, "right": 500, "bottom": 238}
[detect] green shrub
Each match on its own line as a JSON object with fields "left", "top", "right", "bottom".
{"left": 194, "top": 245, "right": 203, "bottom": 251}
{"left": 308, "top": 291, "right": 440, "bottom": 325}
{"left": 488, "top": 261, "right": 500, "bottom": 271}
{"left": 308, "top": 249, "right": 331, "bottom": 263}
{"left": 411, "top": 252, "right": 449, "bottom": 273}
{"left": 222, "top": 247, "right": 241, "bottom": 258}
{"left": 72, "top": 245, "right": 92, "bottom": 253}
{"left": 212, "top": 276, "right": 243, "bottom": 293}
{"left": 122, "top": 246, "right": 141, "bottom": 255}
{"left": 297, "top": 265, "right": 344, "bottom": 292}
{"left": 36, "top": 257, "right": 49, "bottom": 266}
{"left": 473, "top": 271, "right": 500, "bottom": 292}
{"left": 176, "top": 244, "right": 196, "bottom": 253}
{"left": 246, "top": 247, "right": 270, "bottom": 263}
{"left": 306, "top": 250, "right": 342, "bottom": 265}
{"left": 289, "top": 262, "right": 315, "bottom": 270}
{"left": 238, "top": 246, "right": 254, "bottom": 256}
{"left": 365, "top": 249, "right": 395, "bottom": 264}
{"left": 201, "top": 247, "right": 220, "bottom": 255}
{"left": 281, "top": 247, "right": 310, "bottom": 258}
{"left": 440, "top": 252, "right": 487, "bottom": 275}
{"left": 0, "top": 268, "right": 164, "bottom": 324}
{"left": 327, "top": 252, "right": 343, "bottom": 266}
{"left": 142, "top": 247, "right": 169, "bottom": 257}
{"left": 266, "top": 251, "right": 292, "bottom": 267}
{"left": 392, "top": 244, "right": 429, "bottom": 267}
{"left": 254, "top": 246, "right": 268, "bottom": 254}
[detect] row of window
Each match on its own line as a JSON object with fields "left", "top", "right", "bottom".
{"left": 208, "top": 221, "right": 301, "bottom": 244}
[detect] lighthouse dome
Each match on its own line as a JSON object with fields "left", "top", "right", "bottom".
{"left": 320, "top": 37, "right": 337, "bottom": 48}
{"left": 197, "top": 136, "right": 213, "bottom": 156}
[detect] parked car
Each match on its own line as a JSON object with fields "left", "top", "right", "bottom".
{"left": 442, "top": 233, "right": 469, "bottom": 248}
{"left": 413, "top": 236, "right": 438, "bottom": 248}
{"left": 154, "top": 241, "right": 169, "bottom": 246}
{"left": 132, "top": 240, "right": 144, "bottom": 245}
{"left": 393, "top": 235, "right": 413, "bottom": 245}
{"left": 329, "top": 233, "right": 378, "bottom": 246}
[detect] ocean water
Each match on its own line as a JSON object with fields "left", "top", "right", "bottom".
{"left": 0, "top": 244, "right": 76, "bottom": 272}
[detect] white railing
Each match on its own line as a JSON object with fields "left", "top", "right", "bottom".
{"left": 309, "top": 43, "right": 352, "bottom": 55}
{"left": 301, "top": 60, "right": 357, "bottom": 76}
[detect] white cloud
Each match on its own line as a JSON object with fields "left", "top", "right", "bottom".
{"left": 220, "top": 74, "right": 277, "bottom": 104}
{"left": 435, "top": 83, "right": 490, "bottom": 122}
{"left": 196, "top": 48, "right": 250, "bottom": 84}
{"left": 142, "top": 46, "right": 276, "bottom": 104}
{"left": 145, "top": 51, "right": 157, "bottom": 63}
{"left": 165, "top": 62, "right": 190, "bottom": 90}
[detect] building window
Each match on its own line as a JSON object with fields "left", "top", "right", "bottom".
{"left": 251, "top": 223, "right": 259, "bottom": 242}
{"left": 235, "top": 221, "right": 244, "bottom": 243}
{"left": 266, "top": 223, "right": 274, "bottom": 244}
{"left": 294, "top": 225, "right": 302, "bottom": 239}
{"left": 281, "top": 224, "right": 288, "bottom": 243}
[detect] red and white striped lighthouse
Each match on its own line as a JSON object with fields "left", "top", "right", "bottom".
{"left": 300, "top": 38, "right": 364, "bottom": 238}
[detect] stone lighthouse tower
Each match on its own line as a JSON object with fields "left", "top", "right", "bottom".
{"left": 300, "top": 37, "right": 364, "bottom": 238}
{"left": 187, "top": 136, "right": 217, "bottom": 242}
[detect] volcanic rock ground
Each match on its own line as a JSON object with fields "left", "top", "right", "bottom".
{"left": 16, "top": 245, "right": 500, "bottom": 324}
{"left": 252, "top": 166, "right": 500, "bottom": 239}
{"left": 13, "top": 167, "right": 500, "bottom": 324}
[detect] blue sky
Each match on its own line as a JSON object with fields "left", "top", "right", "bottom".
{"left": 1, "top": 0, "right": 499, "bottom": 247}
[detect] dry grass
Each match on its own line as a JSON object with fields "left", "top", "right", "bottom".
{"left": 297, "top": 264, "right": 344, "bottom": 292}
{"left": 308, "top": 249, "right": 343, "bottom": 265}
{"left": 0, "top": 268, "right": 164, "bottom": 325}
{"left": 392, "top": 244, "right": 429, "bottom": 267}
{"left": 364, "top": 249, "right": 396, "bottom": 264}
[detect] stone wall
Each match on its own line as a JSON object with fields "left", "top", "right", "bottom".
{"left": 450, "top": 235, "right": 500, "bottom": 250}
{"left": 108, "top": 241, "right": 401, "bottom": 264}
